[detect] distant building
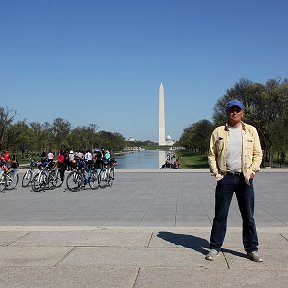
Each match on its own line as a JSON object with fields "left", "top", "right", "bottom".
{"left": 165, "top": 133, "right": 175, "bottom": 146}
{"left": 159, "top": 83, "right": 166, "bottom": 145}
{"left": 127, "top": 137, "right": 136, "bottom": 142}
{"left": 159, "top": 83, "right": 176, "bottom": 146}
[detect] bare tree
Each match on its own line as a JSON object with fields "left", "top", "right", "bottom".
{"left": 0, "top": 106, "right": 17, "bottom": 151}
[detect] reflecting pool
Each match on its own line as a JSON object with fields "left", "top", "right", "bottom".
{"left": 115, "top": 150, "right": 169, "bottom": 169}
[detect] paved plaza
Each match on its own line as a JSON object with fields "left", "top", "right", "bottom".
{"left": 0, "top": 169, "right": 288, "bottom": 287}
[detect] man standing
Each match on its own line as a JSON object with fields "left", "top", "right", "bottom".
{"left": 206, "top": 99, "right": 263, "bottom": 262}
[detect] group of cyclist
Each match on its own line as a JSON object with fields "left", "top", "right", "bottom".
{"left": 0, "top": 148, "right": 117, "bottom": 192}
{"left": 39, "top": 148, "right": 116, "bottom": 182}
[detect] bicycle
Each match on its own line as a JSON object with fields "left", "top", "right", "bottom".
{"left": 99, "top": 158, "right": 116, "bottom": 188}
{"left": 31, "top": 162, "right": 50, "bottom": 192}
{"left": 22, "top": 158, "right": 38, "bottom": 187}
{"left": 31, "top": 161, "right": 62, "bottom": 192}
{"left": 0, "top": 167, "right": 19, "bottom": 192}
{"left": 66, "top": 159, "right": 99, "bottom": 192}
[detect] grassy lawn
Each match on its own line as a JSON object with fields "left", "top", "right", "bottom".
{"left": 176, "top": 151, "right": 209, "bottom": 169}
{"left": 16, "top": 154, "right": 42, "bottom": 166}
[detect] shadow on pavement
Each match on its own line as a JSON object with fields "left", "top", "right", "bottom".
{"left": 157, "top": 231, "right": 209, "bottom": 255}
{"left": 157, "top": 231, "right": 247, "bottom": 259}
{"left": 221, "top": 247, "right": 246, "bottom": 258}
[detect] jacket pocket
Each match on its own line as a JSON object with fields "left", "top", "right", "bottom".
{"left": 246, "top": 138, "right": 254, "bottom": 151}
{"left": 215, "top": 137, "right": 224, "bottom": 151}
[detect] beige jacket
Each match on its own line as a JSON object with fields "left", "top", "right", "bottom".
{"left": 208, "top": 122, "right": 263, "bottom": 184}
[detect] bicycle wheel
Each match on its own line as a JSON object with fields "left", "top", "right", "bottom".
{"left": 99, "top": 169, "right": 108, "bottom": 188}
{"left": 47, "top": 169, "right": 63, "bottom": 189}
{"left": 0, "top": 173, "right": 6, "bottom": 192}
{"left": 107, "top": 168, "right": 115, "bottom": 187}
{"left": 66, "top": 170, "right": 84, "bottom": 192}
{"left": 47, "top": 171, "right": 56, "bottom": 189}
{"left": 22, "top": 169, "right": 33, "bottom": 187}
{"left": 32, "top": 171, "right": 47, "bottom": 192}
{"left": 89, "top": 170, "right": 99, "bottom": 190}
{"left": 5, "top": 171, "right": 19, "bottom": 190}
{"left": 54, "top": 169, "right": 64, "bottom": 187}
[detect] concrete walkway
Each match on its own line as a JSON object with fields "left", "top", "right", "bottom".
{"left": 0, "top": 169, "right": 288, "bottom": 287}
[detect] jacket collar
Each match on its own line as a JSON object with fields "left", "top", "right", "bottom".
{"left": 225, "top": 121, "right": 246, "bottom": 131}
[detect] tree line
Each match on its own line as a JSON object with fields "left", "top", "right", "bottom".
{"left": 0, "top": 112, "right": 126, "bottom": 158}
{"left": 2, "top": 77, "right": 288, "bottom": 166}
{"left": 178, "top": 78, "right": 288, "bottom": 167}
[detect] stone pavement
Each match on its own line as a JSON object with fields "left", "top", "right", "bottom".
{"left": 0, "top": 169, "right": 288, "bottom": 287}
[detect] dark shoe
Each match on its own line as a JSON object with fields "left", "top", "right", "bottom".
{"left": 205, "top": 249, "right": 219, "bottom": 261}
{"left": 247, "top": 251, "right": 263, "bottom": 262}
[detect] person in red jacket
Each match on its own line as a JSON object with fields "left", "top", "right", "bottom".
{"left": 3, "top": 150, "right": 10, "bottom": 167}
{"left": 57, "top": 150, "right": 66, "bottom": 182}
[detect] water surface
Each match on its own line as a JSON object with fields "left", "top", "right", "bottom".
{"left": 116, "top": 150, "right": 168, "bottom": 169}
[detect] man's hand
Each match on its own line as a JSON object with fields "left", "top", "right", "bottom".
{"left": 211, "top": 172, "right": 224, "bottom": 181}
{"left": 249, "top": 171, "right": 256, "bottom": 179}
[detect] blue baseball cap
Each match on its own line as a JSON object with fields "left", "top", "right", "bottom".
{"left": 226, "top": 99, "right": 244, "bottom": 111}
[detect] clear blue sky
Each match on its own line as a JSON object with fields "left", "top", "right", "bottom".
{"left": 1, "top": 0, "right": 287, "bottom": 141}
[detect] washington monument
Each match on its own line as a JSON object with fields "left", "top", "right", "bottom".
{"left": 159, "top": 82, "right": 166, "bottom": 146}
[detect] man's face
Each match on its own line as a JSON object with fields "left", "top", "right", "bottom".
{"left": 226, "top": 106, "right": 244, "bottom": 125}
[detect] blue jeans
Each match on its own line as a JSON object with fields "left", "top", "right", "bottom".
{"left": 209, "top": 173, "right": 259, "bottom": 252}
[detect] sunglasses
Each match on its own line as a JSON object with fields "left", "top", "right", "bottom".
{"left": 227, "top": 106, "right": 242, "bottom": 113}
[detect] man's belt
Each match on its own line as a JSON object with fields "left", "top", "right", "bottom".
{"left": 226, "top": 171, "right": 242, "bottom": 176}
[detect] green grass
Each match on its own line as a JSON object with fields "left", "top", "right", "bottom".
{"left": 176, "top": 151, "right": 209, "bottom": 169}
{"left": 17, "top": 155, "right": 42, "bottom": 165}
